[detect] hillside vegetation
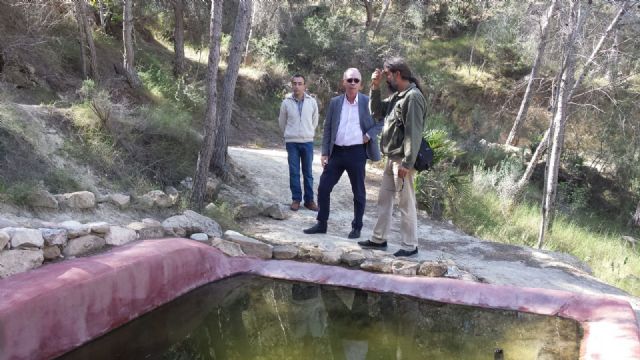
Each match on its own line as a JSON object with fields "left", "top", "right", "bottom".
{"left": 0, "top": 0, "right": 639, "bottom": 295}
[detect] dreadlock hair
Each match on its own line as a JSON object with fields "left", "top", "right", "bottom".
{"left": 383, "top": 57, "right": 424, "bottom": 94}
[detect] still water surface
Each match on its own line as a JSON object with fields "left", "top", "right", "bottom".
{"left": 59, "top": 275, "right": 581, "bottom": 360}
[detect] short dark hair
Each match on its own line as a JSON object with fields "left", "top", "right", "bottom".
{"left": 291, "top": 74, "right": 305, "bottom": 84}
{"left": 383, "top": 57, "right": 423, "bottom": 94}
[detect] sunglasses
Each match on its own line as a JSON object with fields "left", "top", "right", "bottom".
{"left": 346, "top": 78, "right": 360, "bottom": 84}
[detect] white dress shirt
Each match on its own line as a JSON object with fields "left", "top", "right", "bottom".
{"left": 335, "top": 95, "right": 364, "bottom": 146}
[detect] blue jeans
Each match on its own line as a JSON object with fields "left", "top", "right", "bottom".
{"left": 286, "top": 142, "right": 314, "bottom": 203}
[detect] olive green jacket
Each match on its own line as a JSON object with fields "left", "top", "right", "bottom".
{"left": 370, "top": 83, "right": 426, "bottom": 169}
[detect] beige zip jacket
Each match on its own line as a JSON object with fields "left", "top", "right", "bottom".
{"left": 278, "top": 92, "right": 319, "bottom": 143}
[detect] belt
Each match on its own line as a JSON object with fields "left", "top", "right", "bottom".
{"left": 333, "top": 144, "right": 364, "bottom": 149}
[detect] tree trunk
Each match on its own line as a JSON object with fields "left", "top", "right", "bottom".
{"left": 537, "top": 0, "right": 590, "bottom": 249}
{"left": 243, "top": 3, "right": 255, "bottom": 63}
{"left": 568, "top": 1, "right": 629, "bottom": 101}
{"left": 505, "top": 0, "right": 558, "bottom": 146}
{"left": 73, "top": 0, "right": 88, "bottom": 79}
{"left": 210, "top": 0, "right": 253, "bottom": 179}
{"left": 123, "top": 0, "right": 141, "bottom": 87}
{"left": 631, "top": 201, "right": 640, "bottom": 228}
{"left": 98, "top": 0, "right": 106, "bottom": 28}
{"left": 607, "top": 27, "right": 619, "bottom": 85}
{"left": 172, "top": 0, "right": 185, "bottom": 77}
{"left": 372, "top": 0, "right": 391, "bottom": 39}
{"left": 191, "top": 0, "right": 224, "bottom": 211}
{"left": 73, "top": 0, "right": 99, "bottom": 80}
{"left": 512, "top": 129, "right": 550, "bottom": 200}
{"left": 362, "top": 0, "right": 373, "bottom": 28}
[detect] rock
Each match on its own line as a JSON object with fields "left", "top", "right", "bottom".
{"left": 63, "top": 235, "right": 105, "bottom": 257}
{"left": 223, "top": 230, "right": 272, "bottom": 259}
{"left": 0, "top": 249, "right": 44, "bottom": 278}
{"left": 105, "top": 226, "right": 138, "bottom": 246}
{"left": 127, "top": 219, "right": 165, "bottom": 240}
{"left": 392, "top": 260, "right": 419, "bottom": 276}
{"left": 418, "top": 261, "right": 448, "bottom": 277}
{"left": 297, "top": 244, "right": 325, "bottom": 262}
{"left": 11, "top": 228, "right": 44, "bottom": 248}
{"left": 341, "top": 251, "right": 366, "bottom": 267}
{"left": 210, "top": 238, "right": 245, "bottom": 257}
{"left": 109, "top": 193, "right": 131, "bottom": 209}
{"left": 95, "top": 194, "right": 110, "bottom": 203}
{"left": 87, "top": 222, "right": 110, "bottom": 234}
{"left": 206, "top": 177, "right": 222, "bottom": 198}
{"left": 361, "top": 258, "right": 394, "bottom": 273}
{"left": 264, "top": 203, "right": 289, "bottom": 220}
{"left": 190, "top": 233, "right": 209, "bottom": 242}
{"left": 272, "top": 244, "right": 298, "bottom": 259}
{"left": 165, "top": 186, "right": 179, "bottom": 196}
{"left": 180, "top": 177, "right": 193, "bottom": 190}
{"left": 0, "top": 230, "right": 10, "bottom": 250}
{"left": 234, "top": 203, "right": 264, "bottom": 219}
{"left": 27, "top": 189, "right": 58, "bottom": 209}
{"left": 39, "top": 228, "right": 68, "bottom": 246}
{"left": 162, "top": 210, "right": 222, "bottom": 238}
{"left": 57, "top": 220, "right": 90, "bottom": 238}
{"left": 0, "top": 217, "right": 18, "bottom": 228}
{"left": 622, "top": 235, "right": 637, "bottom": 251}
{"left": 217, "top": 185, "right": 266, "bottom": 219}
{"left": 59, "top": 191, "right": 96, "bottom": 209}
{"left": 140, "top": 190, "right": 174, "bottom": 208}
{"left": 204, "top": 202, "right": 217, "bottom": 213}
{"left": 321, "top": 250, "right": 343, "bottom": 265}
{"left": 43, "top": 245, "right": 61, "bottom": 260}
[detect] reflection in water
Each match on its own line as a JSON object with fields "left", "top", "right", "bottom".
{"left": 59, "top": 275, "right": 581, "bottom": 360}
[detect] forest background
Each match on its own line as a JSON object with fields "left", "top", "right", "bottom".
{"left": 0, "top": 0, "right": 639, "bottom": 295}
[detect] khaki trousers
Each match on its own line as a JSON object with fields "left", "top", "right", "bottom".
{"left": 372, "top": 159, "right": 418, "bottom": 250}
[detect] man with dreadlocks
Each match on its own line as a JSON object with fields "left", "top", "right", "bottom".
{"left": 358, "top": 57, "right": 427, "bottom": 257}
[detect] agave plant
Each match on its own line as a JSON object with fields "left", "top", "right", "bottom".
{"left": 415, "top": 129, "right": 468, "bottom": 219}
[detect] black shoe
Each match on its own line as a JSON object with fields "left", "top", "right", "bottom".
{"left": 347, "top": 228, "right": 361, "bottom": 239}
{"left": 357, "top": 239, "right": 387, "bottom": 248}
{"left": 393, "top": 247, "right": 418, "bottom": 257}
{"left": 303, "top": 222, "right": 327, "bottom": 234}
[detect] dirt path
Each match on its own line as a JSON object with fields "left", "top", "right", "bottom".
{"left": 228, "top": 146, "right": 640, "bottom": 321}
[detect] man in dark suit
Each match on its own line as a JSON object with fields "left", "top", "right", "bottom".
{"left": 304, "top": 68, "right": 383, "bottom": 238}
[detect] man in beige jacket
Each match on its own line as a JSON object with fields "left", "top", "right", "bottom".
{"left": 278, "top": 74, "right": 320, "bottom": 211}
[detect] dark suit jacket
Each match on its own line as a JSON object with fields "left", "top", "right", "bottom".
{"left": 321, "top": 92, "right": 383, "bottom": 161}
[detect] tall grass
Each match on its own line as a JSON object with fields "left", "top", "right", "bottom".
{"left": 452, "top": 189, "right": 640, "bottom": 296}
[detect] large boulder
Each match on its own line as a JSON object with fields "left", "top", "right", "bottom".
{"left": 109, "top": 193, "right": 131, "bottom": 209}
{"left": 63, "top": 235, "right": 105, "bottom": 257}
{"left": 210, "top": 238, "right": 245, "bottom": 257}
{"left": 139, "top": 190, "right": 174, "bottom": 208}
{"left": 127, "top": 219, "right": 165, "bottom": 240}
{"left": 217, "top": 185, "right": 266, "bottom": 219}
{"left": 11, "top": 228, "right": 44, "bottom": 249}
{"left": 0, "top": 230, "right": 10, "bottom": 250}
{"left": 223, "top": 230, "right": 272, "bottom": 259}
{"left": 105, "top": 226, "right": 138, "bottom": 246}
{"left": 43, "top": 245, "right": 61, "bottom": 260}
{"left": 57, "top": 191, "right": 96, "bottom": 209}
{"left": 57, "top": 220, "right": 90, "bottom": 238}
{"left": 27, "top": 189, "right": 58, "bottom": 209}
{"left": 39, "top": 228, "right": 68, "bottom": 246}
{"left": 273, "top": 244, "right": 298, "bottom": 259}
{"left": 162, "top": 210, "right": 222, "bottom": 238}
{"left": 263, "top": 203, "right": 289, "bottom": 220}
{"left": 0, "top": 249, "right": 44, "bottom": 278}
{"left": 86, "top": 222, "right": 110, "bottom": 234}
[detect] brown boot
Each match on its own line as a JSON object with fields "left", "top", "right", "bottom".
{"left": 290, "top": 200, "right": 300, "bottom": 211}
{"left": 304, "top": 201, "right": 319, "bottom": 211}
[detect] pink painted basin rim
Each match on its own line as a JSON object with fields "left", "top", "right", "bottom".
{"left": 0, "top": 239, "right": 638, "bottom": 360}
